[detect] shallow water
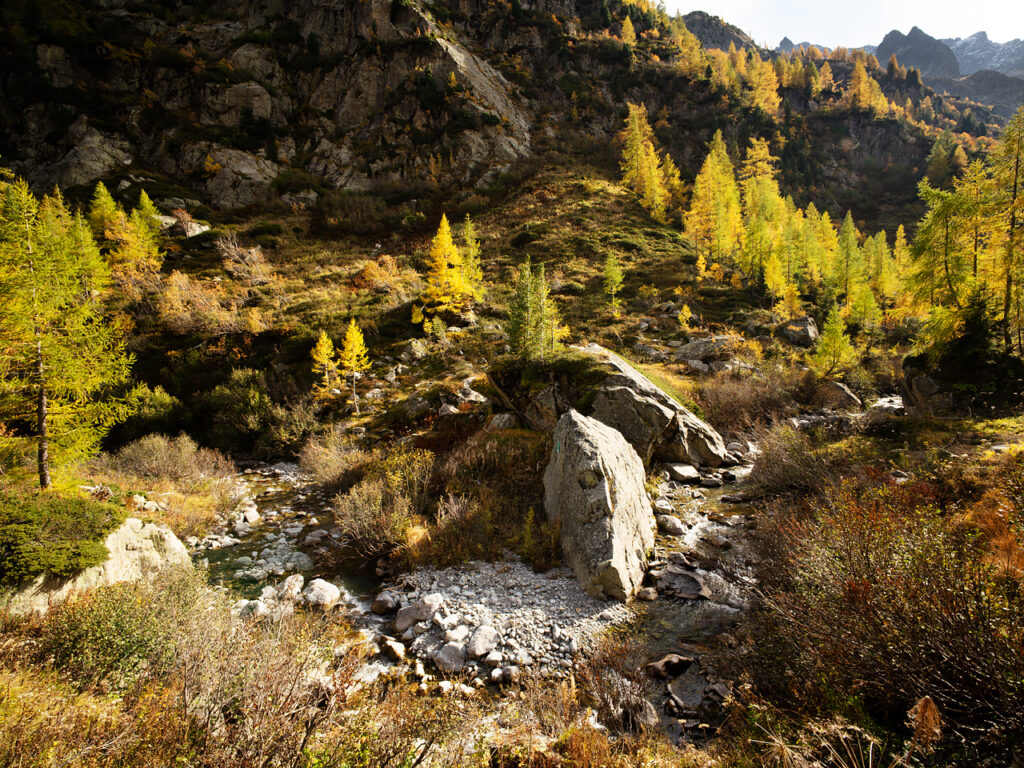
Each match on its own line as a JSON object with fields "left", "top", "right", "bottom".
{"left": 203, "top": 464, "right": 379, "bottom": 600}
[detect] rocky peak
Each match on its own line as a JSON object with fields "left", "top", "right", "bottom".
{"left": 877, "top": 26, "right": 961, "bottom": 79}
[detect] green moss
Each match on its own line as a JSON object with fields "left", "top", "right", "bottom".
{"left": 0, "top": 491, "right": 126, "bottom": 586}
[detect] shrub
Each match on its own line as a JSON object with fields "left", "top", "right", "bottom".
{"left": 753, "top": 479, "right": 1024, "bottom": 759}
{"left": 38, "top": 567, "right": 208, "bottom": 691}
{"left": 100, "top": 434, "right": 234, "bottom": 490}
{"left": 418, "top": 429, "right": 558, "bottom": 569}
{"left": 693, "top": 365, "right": 811, "bottom": 433}
{"left": 749, "top": 423, "right": 841, "bottom": 497}
{"left": 217, "top": 231, "right": 273, "bottom": 286}
{"left": 298, "top": 427, "right": 371, "bottom": 488}
{"left": 203, "top": 368, "right": 277, "bottom": 452}
{"left": 0, "top": 491, "right": 126, "bottom": 586}
{"left": 331, "top": 446, "right": 434, "bottom": 560}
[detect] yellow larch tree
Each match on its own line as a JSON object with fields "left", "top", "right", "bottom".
{"left": 339, "top": 318, "right": 370, "bottom": 414}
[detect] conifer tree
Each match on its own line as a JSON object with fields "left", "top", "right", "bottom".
{"left": 621, "top": 15, "right": 636, "bottom": 46}
{"left": 310, "top": 330, "right": 339, "bottom": 403}
{"left": 423, "top": 214, "right": 469, "bottom": 314}
{"left": 339, "top": 319, "right": 370, "bottom": 414}
{"left": 993, "top": 107, "right": 1024, "bottom": 349}
{"left": 811, "top": 305, "right": 858, "bottom": 378}
{"left": 835, "top": 212, "right": 863, "bottom": 297}
{"left": 461, "top": 215, "right": 484, "bottom": 300}
{"left": 620, "top": 103, "right": 655, "bottom": 196}
{"left": 685, "top": 131, "right": 742, "bottom": 273}
{"left": 817, "top": 61, "right": 835, "bottom": 93}
{"left": 506, "top": 258, "right": 563, "bottom": 360}
{"left": 0, "top": 178, "right": 135, "bottom": 488}
{"left": 910, "top": 180, "right": 969, "bottom": 309}
{"left": 136, "top": 189, "right": 162, "bottom": 238}
{"left": 746, "top": 52, "right": 781, "bottom": 115}
{"left": 604, "top": 252, "right": 624, "bottom": 315}
{"left": 88, "top": 181, "right": 120, "bottom": 239}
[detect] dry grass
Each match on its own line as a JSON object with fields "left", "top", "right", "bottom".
{"left": 693, "top": 365, "right": 813, "bottom": 433}
{"left": 1, "top": 569, "right": 474, "bottom": 768}
{"left": 89, "top": 434, "right": 239, "bottom": 537}
{"left": 297, "top": 425, "right": 372, "bottom": 488}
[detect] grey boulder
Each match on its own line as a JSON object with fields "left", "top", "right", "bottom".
{"left": 543, "top": 410, "right": 655, "bottom": 601}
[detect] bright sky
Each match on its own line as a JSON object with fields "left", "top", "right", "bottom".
{"left": 669, "top": 2, "right": 1024, "bottom": 49}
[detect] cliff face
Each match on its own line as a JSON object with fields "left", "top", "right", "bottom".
{"left": 0, "top": 0, "right": 934, "bottom": 228}
{"left": 877, "top": 27, "right": 961, "bottom": 79}
{"left": 2, "top": 0, "right": 541, "bottom": 206}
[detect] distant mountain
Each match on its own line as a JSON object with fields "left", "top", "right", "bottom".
{"left": 929, "top": 69, "right": 1024, "bottom": 119}
{"left": 683, "top": 11, "right": 759, "bottom": 52}
{"left": 777, "top": 37, "right": 876, "bottom": 55}
{"left": 944, "top": 32, "right": 1024, "bottom": 78}
{"left": 876, "top": 27, "right": 960, "bottom": 79}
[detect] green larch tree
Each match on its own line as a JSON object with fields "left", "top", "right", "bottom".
{"left": 0, "top": 178, "right": 135, "bottom": 488}
{"left": 811, "top": 305, "right": 858, "bottom": 378}
{"left": 604, "top": 252, "right": 624, "bottom": 315}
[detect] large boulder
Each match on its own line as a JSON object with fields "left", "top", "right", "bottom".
{"left": 590, "top": 386, "right": 675, "bottom": 463}
{"left": 2, "top": 518, "right": 191, "bottom": 616}
{"left": 672, "top": 336, "right": 738, "bottom": 362}
{"left": 577, "top": 344, "right": 727, "bottom": 468}
{"left": 543, "top": 410, "right": 655, "bottom": 601}
{"left": 777, "top": 316, "right": 819, "bottom": 347}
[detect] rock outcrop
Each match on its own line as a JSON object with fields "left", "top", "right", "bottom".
{"left": 543, "top": 410, "right": 655, "bottom": 601}
{"left": 580, "top": 344, "right": 727, "bottom": 468}
{"left": 3, "top": 518, "right": 191, "bottom": 616}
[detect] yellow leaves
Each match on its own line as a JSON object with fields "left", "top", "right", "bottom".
{"left": 340, "top": 318, "right": 370, "bottom": 377}
{"left": 202, "top": 154, "right": 222, "bottom": 177}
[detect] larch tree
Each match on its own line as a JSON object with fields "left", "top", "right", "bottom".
{"left": 685, "top": 130, "right": 742, "bottom": 274}
{"left": 310, "top": 329, "right": 339, "bottom": 403}
{"left": 461, "top": 215, "right": 484, "bottom": 300}
{"left": 422, "top": 214, "right": 469, "bottom": 316}
{"left": 621, "top": 15, "right": 636, "bottom": 46}
{"left": 811, "top": 305, "right": 858, "bottom": 378}
{"left": 603, "top": 252, "right": 624, "bottom": 315}
{"left": 993, "top": 107, "right": 1024, "bottom": 349}
{"left": 0, "top": 178, "right": 135, "bottom": 488}
{"left": 506, "top": 257, "right": 563, "bottom": 360}
{"left": 88, "top": 182, "right": 120, "bottom": 240}
{"left": 339, "top": 319, "right": 370, "bottom": 414}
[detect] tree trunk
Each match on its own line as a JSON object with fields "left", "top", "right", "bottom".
{"left": 352, "top": 371, "right": 359, "bottom": 415}
{"left": 1004, "top": 150, "right": 1020, "bottom": 350}
{"left": 36, "top": 341, "right": 50, "bottom": 490}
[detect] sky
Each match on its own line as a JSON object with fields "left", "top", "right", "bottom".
{"left": 669, "top": 1, "right": 1024, "bottom": 49}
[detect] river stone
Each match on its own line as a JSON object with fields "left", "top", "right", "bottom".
{"left": 303, "top": 579, "right": 341, "bottom": 610}
{"left": 543, "top": 410, "right": 655, "bottom": 601}
{"left": 467, "top": 625, "right": 499, "bottom": 658}
{"left": 667, "top": 464, "right": 701, "bottom": 483}
{"left": 656, "top": 568, "right": 712, "bottom": 600}
{"left": 657, "top": 515, "right": 686, "bottom": 536}
{"left": 372, "top": 590, "right": 400, "bottom": 614}
{"left": 435, "top": 642, "right": 467, "bottom": 674}
{"left": 277, "top": 574, "right": 304, "bottom": 602}
{"left": 394, "top": 593, "right": 445, "bottom": 632}
{"left": 382, "top": 639, "right": 406, "bottom": 662}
